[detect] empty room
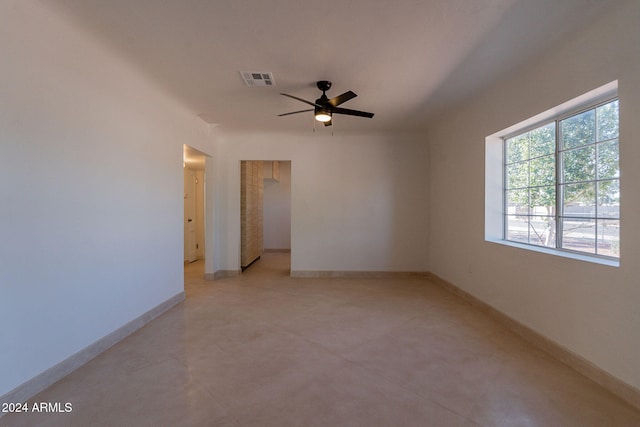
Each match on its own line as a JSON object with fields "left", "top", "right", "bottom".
{"left": 2, "top": 0, "right": 640, "bottom": 425}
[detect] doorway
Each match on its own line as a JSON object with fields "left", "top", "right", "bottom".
{"left": 240, "top": 160, "right": 291, "bottom": 272}
{"left": 183, "top": 145, "right": 208, "bottom": 264}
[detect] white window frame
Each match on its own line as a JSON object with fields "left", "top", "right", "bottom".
{"left": 485, "top": 81, "right": 619, "bottom": 267}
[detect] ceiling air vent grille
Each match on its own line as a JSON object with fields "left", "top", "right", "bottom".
{"left": 240, "top": 71, "right": 275, "bottom": 86}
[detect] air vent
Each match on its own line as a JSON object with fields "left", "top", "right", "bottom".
{"left": 240, "top": 71, "right": 275, "bottom": 86}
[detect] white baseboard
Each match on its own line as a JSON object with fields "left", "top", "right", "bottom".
{"left": 427, "top": 272, "right": 640, "bottom": 410}
{"left": 290, "top": 270, "right": 430, "bottom": 278}
{"left": 0, "top": 292, "right": 185, "bottom": 412}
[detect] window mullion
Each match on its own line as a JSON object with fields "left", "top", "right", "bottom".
{"left": 503, "top": 138, "right": 508, "bottom": 240}
{"left": 555, "top": 119, "right": 562, "bottom": 249}
{"left": 594, "top": 109, "right": 600, "bottom": 254}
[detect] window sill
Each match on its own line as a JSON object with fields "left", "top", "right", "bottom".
{"left": 485, "top": 238, "right": 620, "bottom": 267}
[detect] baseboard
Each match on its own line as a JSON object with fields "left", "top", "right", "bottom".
{"left": 290, "top": 270, "right": 430, "bottom": 278}
{"left": 0, "top": 292, "right": 185, "bottom": 411}
{"left": 426, "top": 272, "right": 640, "bottom": 410}
{"left": 264, "top": 249, "right": 291, "bottom": 253}
{"left": 209, "top": 269, "right": 241, "bottom": 280}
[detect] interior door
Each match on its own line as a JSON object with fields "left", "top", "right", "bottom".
{"left": 184, "top": 168, "right": 197, "bottom": 262}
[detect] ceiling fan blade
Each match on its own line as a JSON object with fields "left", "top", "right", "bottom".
{"left": 328, "top": 91, "right": 357, "bottom": 107}
{"left": 277, "top": 108, "right": 314, "bottom": 117}
{"left": 323, "top": 119, "right": 332, "bottom": 127}
{"left": 280, "top": 93, "right": 322, "bottom": 108}
{"left": 332, "top": 107, "right": 374, "bottom": 118}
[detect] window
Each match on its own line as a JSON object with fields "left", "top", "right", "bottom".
{"left": 485, "top": 82, "right": 619, "bottom": 264}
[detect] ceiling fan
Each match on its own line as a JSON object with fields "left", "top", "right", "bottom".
{"left": 278, "top": 81, "right": 374, "bottom": 127}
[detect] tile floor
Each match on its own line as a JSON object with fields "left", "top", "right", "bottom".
{"left": 3, "top": 253, "right": 640, "bottom": 426}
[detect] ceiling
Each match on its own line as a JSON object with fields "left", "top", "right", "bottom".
{"left": 47, "top": 0, "right": 615, "bottom": 133}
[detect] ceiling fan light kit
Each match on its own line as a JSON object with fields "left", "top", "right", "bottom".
{"left": 314, "top": 108, "right": 332, "bottom": 122}
{"left": 278, "top": 80, "right": 374, "bottom": 127}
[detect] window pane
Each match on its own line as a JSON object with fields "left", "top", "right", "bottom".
{"left": 597, "top": 139, "right": 619, "bottom": 179}
{"left": 598, "top": 179, "right": 620, "bottom": 218}
{"left": 561, "top": 218, "right": 596, "bottom": 253}
{"left": 597, "top": 219, "right": 620, "bottom": 257}
{"left": 529, "top": 216, "right": 555, "bottom": 247}
{"left": 530, "top": 186, "right": 555, "bottom": 215}
{"left": 500, "top": 97, "right": 618, "bottom": 260}
{"left": 507, "top": 161, "right": 528, "bottom": 189}
{"left": 506, "top": 134, "right": 529, "bottom": 163}
{"left": 529, "top": 154, "right": 555, "bottom": 187}
{"left": 597, "top": 100, "right": 619, "bottom": 141}
{"left": 561, "top": 109, "right": 595, "bottom": 149}
{"left": 506, "top": 215, "right": 529, "bottom": 243}
{"left": 507, "top": 189, "right": 529, "bottom": 215}
{"left": 563, "top": 182, "right": 596, "bottom": 217}
{"left": 562, "top": 145, "right": 595, "bottom": 183}
{"left": 529, "top": 123, "right": 555, "bottom": 157}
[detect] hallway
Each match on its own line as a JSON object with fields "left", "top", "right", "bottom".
{"left": 3, "top": 253, "right": 640, "bottom": 426}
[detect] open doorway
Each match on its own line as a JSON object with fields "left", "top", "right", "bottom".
{"left": 184, "top": 145, "right": 208, "bottom": 264}
{"left": 240, "top": 160, "right": 291, "bottom": 272}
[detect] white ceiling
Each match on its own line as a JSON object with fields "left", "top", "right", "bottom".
{"left": 48, "top": 0, "right": 615, "bottom": 133}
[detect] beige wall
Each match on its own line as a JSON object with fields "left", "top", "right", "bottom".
{"left": 213, "top": 131, "right": 430, "bottom": 274}
{"left": 427, "top": 0, "right": 640, "bottom": 390}
{"left": 0, "top": 2, "right": 215, "bottom": 397}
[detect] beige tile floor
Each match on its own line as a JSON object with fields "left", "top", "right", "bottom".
{"left": 3, "top": 253, "right": 640, "bottom": 426}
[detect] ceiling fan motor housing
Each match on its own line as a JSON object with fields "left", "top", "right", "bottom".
{"left": 315, "top": 81, "right": 331, "bottom": 119}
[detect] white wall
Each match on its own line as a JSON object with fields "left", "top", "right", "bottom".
{"left": 213, "top": 131, "right": 429, "bottom": 273}
{"left": 263, "top": 161, "right": 292, "bottom": 250}
{"left": 0, "top": 1, "right": 215, "bottom": 397}
{"left": 427, "top": 0, "right": 640, "bottom": 390}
